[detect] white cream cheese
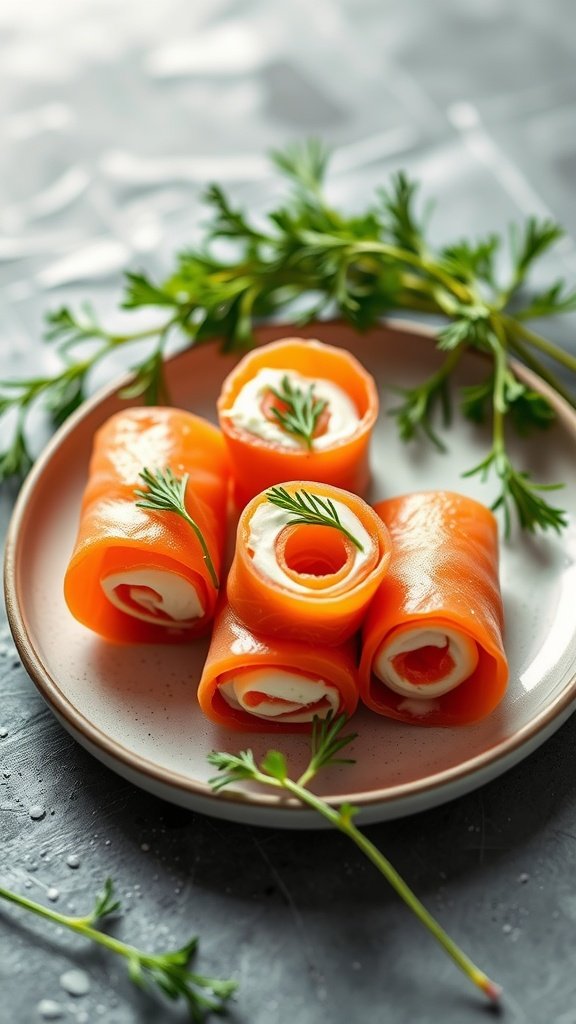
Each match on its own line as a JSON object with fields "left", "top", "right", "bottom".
{"left": 219, "top": 668, "right": 340, "bottom": 723}
{"left": 221, "top": 367, "right": 359, "bottom": 449}
{"left": 101, "top": 568, "right": 204, "bottom": 626}
{"left": 247, "top": 499, "right": 372, "bottom": 595}
{"left": 373, "top": 627, "right": 479, "bottom": 698}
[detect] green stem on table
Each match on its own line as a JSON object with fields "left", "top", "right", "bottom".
{"left": 208, "top": 717, "right": 502, "bottom": 1005}
{"left": 0, "top": 881, "right": 236, "bottom": 1022}
{"left": 283, "top": 779, "right": 500, "bottom": 1003}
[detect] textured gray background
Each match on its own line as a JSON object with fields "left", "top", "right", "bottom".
{"left": 1, "top": 1, "right": 576, "bottom": 1022}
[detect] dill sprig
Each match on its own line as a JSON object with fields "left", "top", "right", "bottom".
{"left": 0, "top": 878, "right": 236, "bottom": 1022}
{"left": 265, "top": 485, "right": 364, "bottom": 551}
{"left": 1, "top": 141, "right": 575, "bottom": 534}
{"left": 268, "top": 374, "right": 327, "bottom": 449}
{"left": 135, "top": 467, "right": 219, "bottom": 589}
{"left": 208, "top": 714, "right": 501, "bottom": 1005}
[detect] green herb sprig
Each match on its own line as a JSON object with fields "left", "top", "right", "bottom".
{"left": 208, "top": 714, "right": 501, "bottom": 1005}
{"left": 268, "top": 374, "right": 327, "bottom": 449}
{"left": 0, "top": 878, "right": 236, "bottom": 1022}
{"left": 2, "top": 141, "right": 575, "bottom": 534}
{"left": 266, "top": 485, "right": 364, "bottom": 551}
{"left": 135, "top": 467, "right": 219, "bottom": 589}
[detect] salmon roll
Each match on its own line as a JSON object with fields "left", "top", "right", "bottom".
{"left": 198, "top": 600, "right": 359, "bottom": 731}
{"left": 64, "top": 407, "right": 229, "bottom": 643}
{"left": 226, "top": 481, "right": 392, "bottom": 646}
{"left": 359, "top": 491, "right": 508, "bottom": 726}
{"left": 217, "top": 337, "right": 378, "bottom": 506}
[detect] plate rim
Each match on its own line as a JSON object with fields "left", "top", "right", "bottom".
{"left": 5, "top": 317, "right": 576, "bottom": 818}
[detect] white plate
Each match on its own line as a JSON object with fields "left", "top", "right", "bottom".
{"left": 5, "top": 320, "right": 576, "bottom": 828}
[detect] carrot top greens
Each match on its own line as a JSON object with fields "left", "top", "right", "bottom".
{"left": 1, "top": 140, "right": 575, "bottom": 533}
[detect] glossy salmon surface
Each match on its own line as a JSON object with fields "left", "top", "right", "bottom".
{"left": 197, "top": 601, "right": 359, "bottom": 731}
{"left": 359, "top": 491, "right": 508, "bottom": 726}
{"left": 217, "top": 337, "right": 378, "bottom": 506}
{"left": 64, "top": 407, "right": 229, "bottom": 642}
{"left": 227, "top": 480, "right": 392, "bottom": 646}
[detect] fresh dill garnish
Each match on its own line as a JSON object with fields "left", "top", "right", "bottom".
{"left": 265, "top": 485, "right": 364, "bottom": 552}
{"left": 208, "top": 714, "right": 501, "bottom": 1005}
{"left": 135, "top": 467, "right": 219, "bottom": 589}
{"left": 1, "top": 141, "right": 575, "bottom": 534}
{"left": 268, "top": 374, "right": 327, "bottom": 449}
{"left": 0, "top": 878, "right": 236, "bottom": 1021}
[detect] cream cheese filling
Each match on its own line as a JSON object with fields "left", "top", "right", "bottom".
{"left": 219, "top": 668, "right": 340, "bottom": 723}
{"left": 101, "top": 568, "right": 204, "bottom": 626}
{"left": 373, "top": 627, "right": 479, "bottom": 698}
{"left": 221, "top": 367, "right": 359, "bottom": 449}
{"left": 247, "top": 500, "right": 372, "bottom": 595}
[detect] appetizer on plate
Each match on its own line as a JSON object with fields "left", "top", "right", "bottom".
{"left": 226, "top": 481, "right": 392, "bottom": 645}
{"left": 217, "top": 337, "right": 379, "bottom": 505}
{"left": 64, "top": 407, "right": 229, "bottom": 643}
{"left": 359, "top": 491, "right": 509, "bottom": 726}
{"left": 197, "top": 601, "right": 359, "bottom": 731}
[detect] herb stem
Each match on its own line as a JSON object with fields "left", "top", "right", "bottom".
{"left": 503, "top": 316, "right": 576, "bottom": 380}
{"left": 135, "top": 468, "right": 220, "bottom": 590}
{"left": 109, "top": 321, "right": 176, "bottom": 347}
{"left": 179, "top": 508, "right": 220, "bottom": 591}
{"left": 351, "top": 241, "right": 475, "bottom": 305}
{"left": 209, "top": 718, "right": 501, "bottom": 1005}
{"left": 0, "top": 884, "right": 143, "bottom": 961}
{"left": 280, "top": 781, "right": 499, "bottom": 1001}
{"left": 0, "top": 882, "right": 236, "bottom": 1019}
{"left": 507, "top": 335, "right": 576, "bottom": 408}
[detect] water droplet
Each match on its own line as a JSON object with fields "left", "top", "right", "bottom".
{"left": 76, "top": 1013, "right": 89, "bottom": 1024}
{"left": 59, "top": 969, "right": 91, "bottom": 997}
{"left": 66, "top": 854, "right": 81, "bottom": 869}
{"left": 0, "top": 728, "right": 8, "bottom": 738}
{"left": 502, "top": 923, "right": 512, "bottom": 934}
{"left": 47, "top": 887, "right": 60, "bottom": 902}
{"left": 140, "top": 842, "right": 150, "bottom": 852}
{"left": 29, "top": 804, "right": 46, "bottom": 820}
{"left": 37, "top": 1000, "right": 63, "bottom": 1020}
{"left": 518, "top": 872, "right": 529, "bottom": 884}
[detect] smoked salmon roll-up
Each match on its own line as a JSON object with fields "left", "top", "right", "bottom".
{"left": 359, "top": 491, "right": 508, "bottom": 726}
{"left": 226, "top": 481, "right": 392, "bottom": 646}
{"left": 198, "top": 600, "right": 359, "bottom": 732}
{"left": 217, "top": 337, "right": 378, "bottom": 506}
{"left": 64, "top": 407, "right": 229, "bottom": 643}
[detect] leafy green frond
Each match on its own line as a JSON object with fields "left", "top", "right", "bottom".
{"left": 509, "top": 217, "right": 564, "bottom": 285}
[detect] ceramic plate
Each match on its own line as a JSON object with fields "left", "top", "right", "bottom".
{"left": 5, "top": 321, "right": 576, "bottom": 828}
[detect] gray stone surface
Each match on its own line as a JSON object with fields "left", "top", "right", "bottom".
{"left": 1, "top": 1, "right": 576, "bottom": 1021}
